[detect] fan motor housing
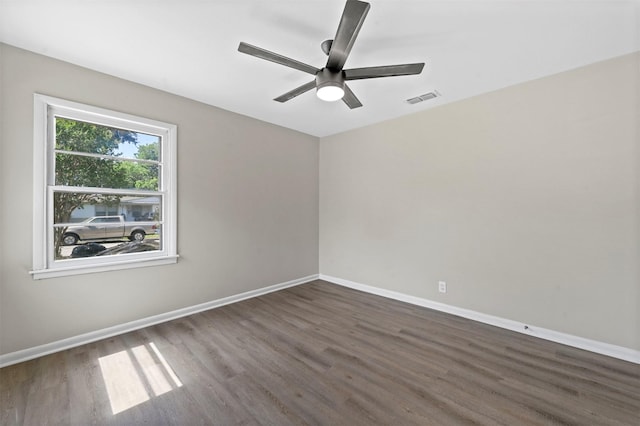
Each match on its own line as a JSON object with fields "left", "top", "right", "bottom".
{"left": 316, "top": 68, "right": 345, "bottom": 89}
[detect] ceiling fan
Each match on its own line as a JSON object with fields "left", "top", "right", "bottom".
{"left": 237, "top": 0, "right": 425, "bottom": 109}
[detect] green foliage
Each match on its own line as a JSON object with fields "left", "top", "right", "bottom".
{"left": 55, "top": 118, "right": 138, "bottom": 190}
{"left": 55, "top": 117, "right": 137, "bottom": 154}
{"left": 131, "top": 141, "right": 160, "bottom": 190}
{"left": 116, "top": 161, "right": 158, "bottom": 190}
{"left": 136, "top": 143, "right": 159, "bottom": 161}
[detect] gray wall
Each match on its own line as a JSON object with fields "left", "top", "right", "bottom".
{"left": 0, "top": 44, "right": 319, "bottom": 355}
{"left": 320, "top": 53, "right": 640, "bottom": 351}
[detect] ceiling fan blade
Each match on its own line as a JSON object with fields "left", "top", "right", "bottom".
{"left": 342, "top": 84, "right": 363, "bottom": 109}
{"left": 326, "top": 0, "right": 370, "bottom": 71}
{"left": 238, "top": 42, "right": 319, "bottom": 75}
{"left": 344, "top": 63, "right": 425, "bottom": 80}
{"left": 274, "top": 80, "right": 317, "bottom": 103}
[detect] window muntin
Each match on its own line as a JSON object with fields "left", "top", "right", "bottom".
{"left": 32, "top": 95, "right": 177, "bottom": 279}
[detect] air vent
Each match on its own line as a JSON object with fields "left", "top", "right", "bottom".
{"left": 406, "top": 91, "right": 440, "bottom": 104}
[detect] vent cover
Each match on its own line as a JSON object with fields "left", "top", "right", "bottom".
{"left": 406, "top": 91, "right": 440, "bottom": 104}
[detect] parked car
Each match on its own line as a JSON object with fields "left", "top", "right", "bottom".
{"left": 96, "top": 240, "right": 160, "bottom": 256}
{"left": 62, "top": 215, "right": 157, "bottom": 245}
{"left": 70, "top": 242, "right": 107, "bottom": 258}
{"left": 70, "top": 240, "right": 159, "bottom": 258}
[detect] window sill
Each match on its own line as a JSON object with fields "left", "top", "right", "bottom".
{"left": 30, "top": 255, "right": 179, "bottom": 280}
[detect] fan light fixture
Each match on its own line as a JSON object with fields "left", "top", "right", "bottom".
{"left": 315, "top": 68, "right": 345, "bottom": 102}
{"left": 317, "top": 84, "right": 345, "bottom": 102}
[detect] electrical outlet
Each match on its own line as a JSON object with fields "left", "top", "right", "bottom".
{"left": 438, "top": 281, "right": 447, "bottom": 293}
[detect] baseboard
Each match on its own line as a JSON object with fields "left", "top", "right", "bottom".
{"left": 319, "top": 274, "right": 640, "bottom": 364}
{"left": 0, "top": 274, "right": 319, "bottom": 368}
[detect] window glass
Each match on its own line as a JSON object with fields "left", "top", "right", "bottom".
{"left": 55, "top": 117, "right": 160, "bottom": 161}
{"left": 54, "top": 118, "right": 160, "bottom": 191}
{"left": 53, "top": 191, "right": 162, "bottom": 261}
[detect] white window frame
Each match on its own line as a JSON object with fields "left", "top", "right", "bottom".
{"left": 31, "top": 94, "right": 178, "bottom": 279}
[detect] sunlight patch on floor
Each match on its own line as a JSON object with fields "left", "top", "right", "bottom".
{"left": 99, "top": 342, "right": 183, "bottom": 415}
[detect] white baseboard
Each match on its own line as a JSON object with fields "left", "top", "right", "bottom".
{"left": 0, "top": 274, "right": 319, "bottom": 368}
{"left": 319, "top": 274, "right": 640, "bottom": 365}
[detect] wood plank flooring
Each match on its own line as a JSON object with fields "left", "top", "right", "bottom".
{"left": 1, "top": 280, "right": 639, "bottom": 425}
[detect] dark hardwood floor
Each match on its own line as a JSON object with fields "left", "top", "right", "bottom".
{"left": 1, "top": 280, "right": 639, "bottom": 425}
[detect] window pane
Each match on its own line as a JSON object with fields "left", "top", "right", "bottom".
{"left": 53, "top": 192, "right": 161, "bottom": 260}
{"left": 55, "top": 117, "right": 161, "bottom": 161}
{"left": 54, "top": 192, "right": 162, "bottom": 224}
{"left": 55, "top": 153, "right": 160, "bottom": 190}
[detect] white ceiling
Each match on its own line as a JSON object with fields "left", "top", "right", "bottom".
{"left": 1, "top": 0, "right": 638, "bottom": 137}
